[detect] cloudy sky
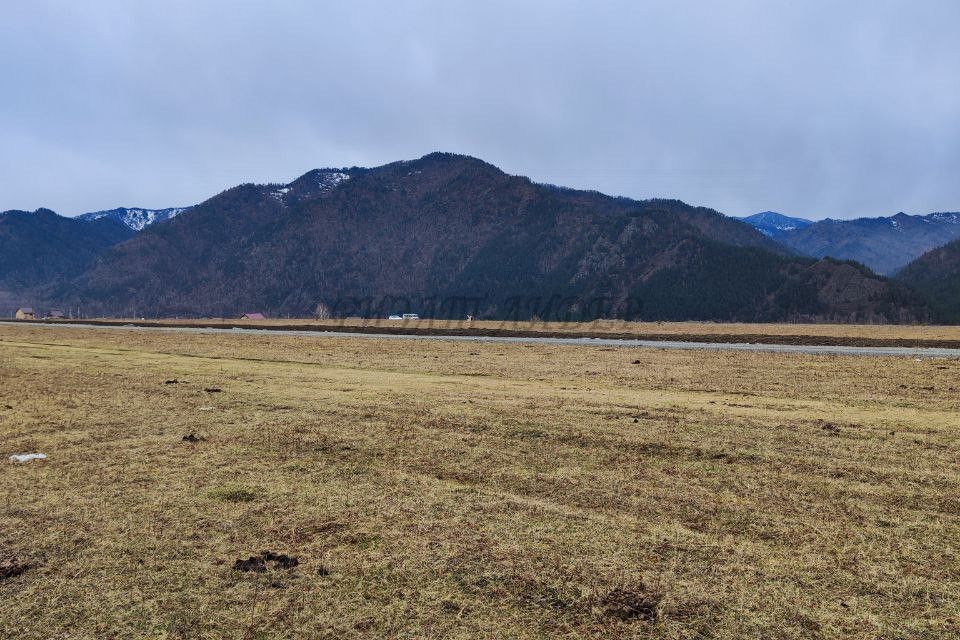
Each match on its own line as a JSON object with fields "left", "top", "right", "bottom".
{"left": 2, "top": 0, "right": 958, "bottom": 219}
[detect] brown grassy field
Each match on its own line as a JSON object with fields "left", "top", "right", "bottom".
{"left": 42, "top": 317, "right": 960, "bottom": 343}
{"left": 1, "top": 324, "right": 958, "bottom": 639}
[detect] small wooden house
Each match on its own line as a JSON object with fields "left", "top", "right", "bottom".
{"left": 15, "top": 307, "right": 35, "bottom": 320}
{"left": 241, "top": 312, "right": 266, "bottom": 320}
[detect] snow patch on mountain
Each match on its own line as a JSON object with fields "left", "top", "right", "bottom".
{"left": 269, "top": 187, "right": 292, "bottom": 202}
{"left": 79, "top": 207, "right": 189, "bottom": 231}
{"left": 268, "top": 170, "right": 352, "bottom": 205}
{"left": 319, "top": 171, "right": 350, "bottom": 189}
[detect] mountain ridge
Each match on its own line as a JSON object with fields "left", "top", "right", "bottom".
{"left": 1, "top": 153, "right": 940, "bottom": 323}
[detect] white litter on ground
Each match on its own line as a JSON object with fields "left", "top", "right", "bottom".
{"left": 9, "top": 453, "right": 47, "bottom": 463}
{"left": 198, "top": 406, "right": 215, "bottom": 411}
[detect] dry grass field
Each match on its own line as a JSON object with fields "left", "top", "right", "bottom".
{"left": 1, "top": 324, "right": 958, "bottom": 639}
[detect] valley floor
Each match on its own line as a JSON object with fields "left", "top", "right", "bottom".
{"left": 0, "top": 325, "right": 958, "bottom": 638}
{"left": 24, "top": 317, "right": 960, "bottom": 348}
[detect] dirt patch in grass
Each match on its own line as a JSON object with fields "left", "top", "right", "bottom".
{"left": 598, "top": 586, "right": 661, "bottom": 622}
{"left": 820, "top": 421, "right": 841, "bottom": 433}
{"left": 0, "top": 557, "right": 35, "bottom": 580}
{"left": 233, "top": 551, "right": 299, "bottom": 573}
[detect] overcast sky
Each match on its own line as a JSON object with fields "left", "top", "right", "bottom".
{"left": 2, "top": 1, "right": 958, "bottom": 219}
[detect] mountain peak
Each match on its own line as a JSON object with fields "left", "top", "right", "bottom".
{"left": 406, "top": 151, "right": 507, "bottom": 175}
{"left": 417, "top": 151, "right": 487, "bottom": 164}
{"left": 738, "top": 211, "right": 813, "bottom": 237}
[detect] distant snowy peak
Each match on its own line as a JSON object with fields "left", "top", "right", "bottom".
{"left": 738, "top": 211, "right": 813, "bottom": 237}
{"left": 78, "top": 206, "right": 189, "bottom": 231}
{"left": 269, "top": 169, "right": 352, "bottom": 205}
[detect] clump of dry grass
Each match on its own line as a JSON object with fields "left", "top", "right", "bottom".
{"left": 207, "top": 485, "right": 260, "bottom": 503}
{"left": 0, "top": 323, "right": 958, "bottom": 638}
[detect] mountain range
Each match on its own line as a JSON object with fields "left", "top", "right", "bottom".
{"left": 2, "top": 152, "right": 957, "bottom": 323}
{"left": 739, "top": 210, "right": 960, "bottom": 275}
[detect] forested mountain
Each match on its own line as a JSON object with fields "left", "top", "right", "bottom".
{"left": 0, "top": 209, "right": 133, "bottom": 314}
{"left": 55, "top": 153, "right": 925, "bottom": 322}
{"left": 897, "top": 239, "right": 960, "bottom": 323}
{"left": 742, "top": 211, "right": 960, "bottom": 275}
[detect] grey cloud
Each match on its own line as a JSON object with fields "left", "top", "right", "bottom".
{"left": 1, "top": 0, "right": 958, "bottom": 219}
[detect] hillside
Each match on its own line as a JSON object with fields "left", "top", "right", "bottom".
{"left": 0, "top": 209, "right": 134, "bottom": 314}
{"left": 752, "top": 212, "right": 960, "bottom": 275}
{"left": 58, "top": 153, "right": 925, "bottom": 322}
{"left": 897, "top": 238, "right": 960, "bottom": 323}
